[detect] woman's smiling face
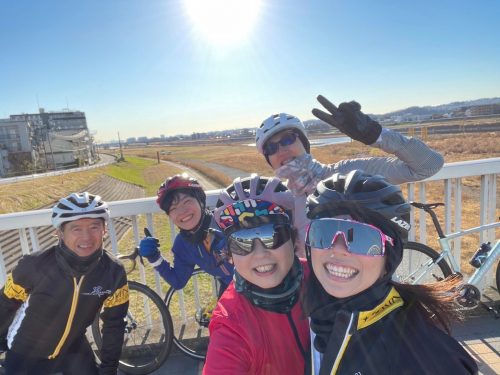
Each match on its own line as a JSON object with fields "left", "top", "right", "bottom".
{"left": 310, "top": 226, "right": 386, "bottom": 298}
{"left": 232, "top": 236, "right": 295, "bottom": 289}
{"left": 168, "top": 192, "right": 202, "bottom": 231}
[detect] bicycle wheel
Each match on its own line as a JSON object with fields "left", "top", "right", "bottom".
{"left": 92, "top": 281, "right": 173, "bottom": 375}
{"left": 394, "top": 241, "right": 453, "bottom": 284}
{"left": 165, "top": 269, "right": 217, "bottom": 360}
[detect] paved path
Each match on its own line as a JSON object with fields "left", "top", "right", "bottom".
{"left": 455, "top": 312, "right": 500, "bottom": 375}
{"left": 203, "top": 162, "right": 251, "bottom": 181}
{"left": 161, "top": 160, "right": 221, "bottom": 190}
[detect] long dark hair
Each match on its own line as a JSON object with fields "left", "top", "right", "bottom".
{"left": 303, "top": 204, "right": 462, "bottom": 333}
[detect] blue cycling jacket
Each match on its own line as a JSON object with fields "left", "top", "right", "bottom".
{"left": 153, "top": 215, "right": 234, "bottom": 290}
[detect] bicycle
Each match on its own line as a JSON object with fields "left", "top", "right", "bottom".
{"left": 118, "top": 245, "right": 217, "bottom": 361}
{"left": 91, "top": 269, "right": 174, "bottom": 375}
{"left": 394, "top": 201, "right": 500, "bottom": 317}
{"left": 92, "top": 235, "right": 217, "bottom": 373}
{"left": 163, "top": 268, "right": 217, "bottom": 360}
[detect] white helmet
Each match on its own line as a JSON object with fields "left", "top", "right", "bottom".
{"left": 255, "top": 113, "right": 310, "bottom": 156}
{"left": 52, "top": 192, "right": 110, "bottom": 229}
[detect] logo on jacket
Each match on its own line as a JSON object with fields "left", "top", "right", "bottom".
{"left": 83, "top": 286, "right": 112, "bottom": 297}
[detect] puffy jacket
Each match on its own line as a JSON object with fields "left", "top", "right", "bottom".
{"left": 153, "top": 215, "right": 234, "bottom": 290}
{"left": 0, "top": 245, "right": 128, "bottom": 374}
{"left": 292, "top": 128, "right": 445, "bottom": 256}
{"left": 309, "top": 287, "right": 478, "bottom": 375}
{"left": 203, "top": 259, "right": 310, "bottom": 375}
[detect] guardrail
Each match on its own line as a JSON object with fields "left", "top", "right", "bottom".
{"left": 1, "top": 157, "right": 499, "bottom": 289}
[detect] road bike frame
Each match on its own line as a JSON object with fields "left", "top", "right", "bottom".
{"left": 439, "top": 222, "right": 500, "bottom": 289}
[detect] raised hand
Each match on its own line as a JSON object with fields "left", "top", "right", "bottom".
{"left": 139, "top": 236, "right": 161, "bottom": 264}
{"left": 312, "top": 95, "right": 382, "bottom": 145}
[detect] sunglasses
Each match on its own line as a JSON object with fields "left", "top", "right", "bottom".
{"left": 263, "top": 132, "right": 298, "bottom": 156}
{"left": 228, "top": 224, "right": 292, "bottom": 256}
{"left": 306, "top": 219, "right": 394, "bottom": 256}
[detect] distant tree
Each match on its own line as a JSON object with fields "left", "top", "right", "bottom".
{"left": 7, "top": 152, "right": 36, "bottom": 175}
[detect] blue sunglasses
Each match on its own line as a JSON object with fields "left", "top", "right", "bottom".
{"left": 263, "top": 132, "right": 298, "bottom": 156}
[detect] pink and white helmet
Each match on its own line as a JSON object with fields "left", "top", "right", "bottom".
{"left": 214, "top": 174, "right": 295, "bottom": 233}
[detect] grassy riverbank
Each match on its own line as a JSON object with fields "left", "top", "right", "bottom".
{"left": 0, "top": 156, "right": 182, "bottom": 214}
{"left": 122, "top": 131, "right": 500, "bottom": 275}
{"left": 1, "top": 132, "right": 498, "bottom": 274}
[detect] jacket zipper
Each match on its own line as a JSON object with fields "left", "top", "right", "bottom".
{"left": 310, "top": 313, "right": 355, "bottom": 375}
{"left": 329, "top": 312, "right": 355, "bottom": 375}
{"left": 48, "top": 276, "right": 84, "bottom": 359}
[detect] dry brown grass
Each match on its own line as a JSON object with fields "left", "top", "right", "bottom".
{"left": 123, "top": 132, "right": 500, "bottom": 275}
{"left": 0, "top": 168, "right": 108, "bottom": 213}
{"left": 2, "top": 132, "right": 498, "bottom": 275}
{"left": 0, "top": 160, "right": 182, "bottom": 214}
{"left": 142, "top": 163, "right": 182, "bottom": 188}
{"left": 425, "top": 132, "right": 500, "bottom": 162}
{"left": 124, "top": 144, "right": 274, "bottom": 176}
{"left": 124, "top": 132, "right": 500, "bottom": 174}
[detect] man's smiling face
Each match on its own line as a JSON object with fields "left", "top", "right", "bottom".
{"left": 59, "top": 218, "right": 106, "bottom": 257}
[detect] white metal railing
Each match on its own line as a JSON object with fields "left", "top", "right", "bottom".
{"left": 0, "top": 157, "right": 499, "bottom": 288}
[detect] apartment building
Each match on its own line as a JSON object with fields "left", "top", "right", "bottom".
{"left": 0, "top": 109, "right": 96, "bottom": 176}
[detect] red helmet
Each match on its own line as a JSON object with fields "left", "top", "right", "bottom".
{"left": 156, "top": 173, "right": 206, "bottom": 212}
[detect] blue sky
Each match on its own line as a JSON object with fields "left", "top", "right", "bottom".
{"left": 1, "top": 0, "right": 499, "bottom": 142}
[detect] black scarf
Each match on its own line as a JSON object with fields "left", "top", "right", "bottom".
{"left": 56, "top": 241, "right": 103, "bottom": 277}
{"left": 180, "top": 209, "right": 212, "bottom": 244}
{"left": 310, "top": 280, "right": 391, "bottom": 354}
{"left": 234, "top": 256, "right": 303, "bottom": 314}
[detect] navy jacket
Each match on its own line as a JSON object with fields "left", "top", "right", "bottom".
{"left": 153, "top": 216, "right": 234, "bottom": 290}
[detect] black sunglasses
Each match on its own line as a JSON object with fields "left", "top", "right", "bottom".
{"left": 263, "top": 132, "right": 298, "bottom": 156}
{"left": 227, "top": 224, "right": 292, "bottom": 256}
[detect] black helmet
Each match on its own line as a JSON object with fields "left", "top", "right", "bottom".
{"left": 306, "top": 170, "right": 411, "bottom": 240}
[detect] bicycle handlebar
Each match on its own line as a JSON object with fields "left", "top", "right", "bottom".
{"left": 117, "top": 228, "right": 154, "bottom": 274}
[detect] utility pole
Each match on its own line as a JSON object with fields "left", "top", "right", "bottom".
{"left": 46, "top": 121, "right": 56, "bottom": 170}
{"left": 117, "top": 132, "right": 124, "bottom": 161}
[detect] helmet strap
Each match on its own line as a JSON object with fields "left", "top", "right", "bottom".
{"left": 180, "top": 209, "right": 212, "bottom": 244}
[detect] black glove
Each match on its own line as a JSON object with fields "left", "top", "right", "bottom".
{"left": 312, "top": 95, "right": 382, "bottom": 145}
{"left": 0, "top": 337, "right": 8, "bottom": 353}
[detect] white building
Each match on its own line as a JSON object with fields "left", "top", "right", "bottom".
{"left": 10, "top": 108, "right": 97, "bottom": 169}
{"left": 0, "top": 109, "right": 96, "bottom": 176}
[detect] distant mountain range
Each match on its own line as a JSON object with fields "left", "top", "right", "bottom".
{"left": 302, "top": 97, "right": 500, "bottom": 130}
{"left": 373, "top": 97, "right": 500, "bottom": 117}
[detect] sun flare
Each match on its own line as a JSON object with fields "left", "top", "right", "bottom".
{"left": 184, "top": 0, "right": 262, "bottom": 47}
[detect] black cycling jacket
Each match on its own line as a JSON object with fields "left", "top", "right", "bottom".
{"left": 309, "top": 288, "right": 478, "bottom": 375}
{"left": 0, "top": 245, "right": 129, "bottom": 374}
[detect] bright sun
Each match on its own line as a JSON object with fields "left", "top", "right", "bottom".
{"left": 184, "top": 0, "right": 262, "bottom": 47}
